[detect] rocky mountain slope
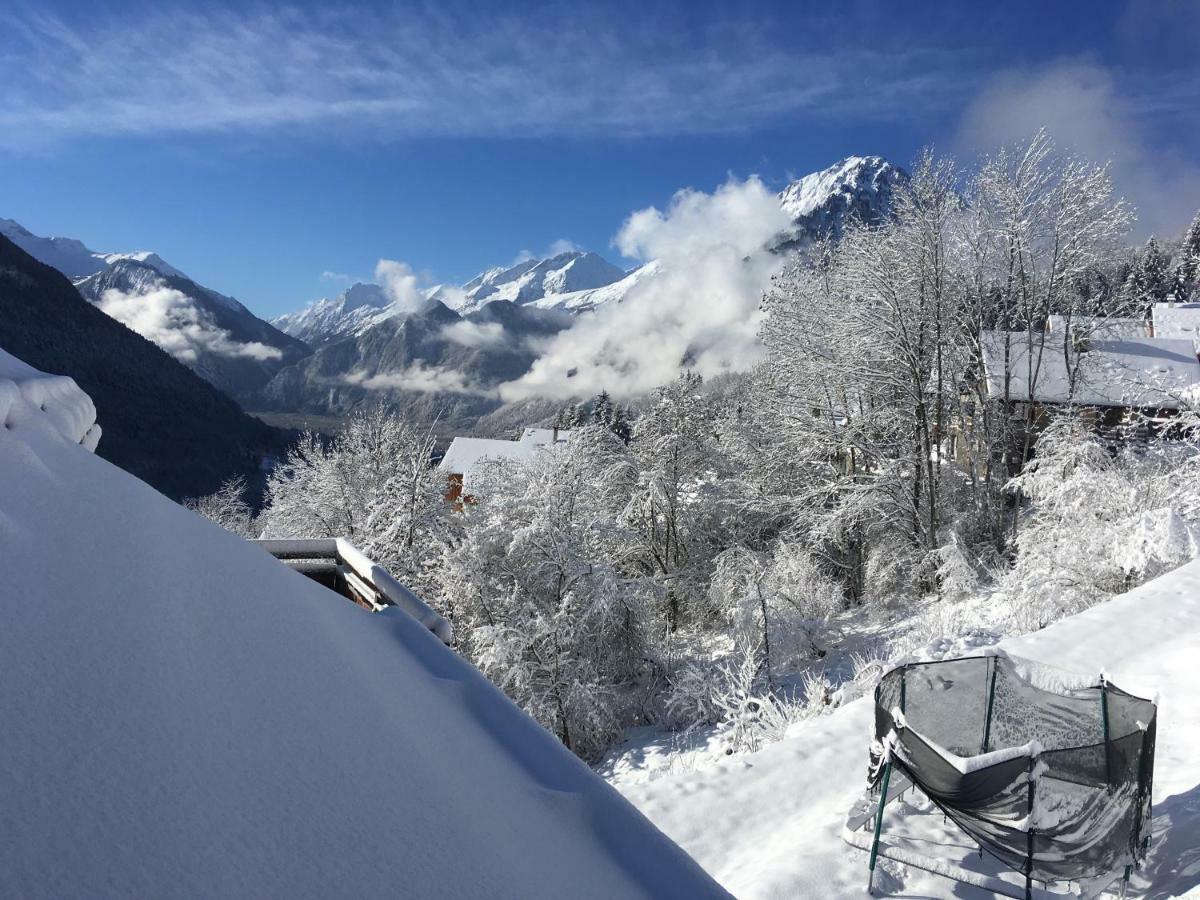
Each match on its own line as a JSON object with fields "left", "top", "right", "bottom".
{"left": 0, "top": 233, "right": 286, "bottom": 499}
{"left": 776, "top": 155, "right": 907, "bottom": 249}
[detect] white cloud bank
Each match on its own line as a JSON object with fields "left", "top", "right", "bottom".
{"left": 956, "top": 62, "right": 1200, "bottom": 238}
{"left": 441, "top": 320, "right": 507, "bottom": 349}
{"left": 97, "top": 287, "right": 282, "bottom": 364}
{"left": 501, "top": 177, "right": 791, "bottom": 400}
{"left": 344, "top": 364, "right": 494, "bottom": 397}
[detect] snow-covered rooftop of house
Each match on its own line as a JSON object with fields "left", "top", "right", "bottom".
{"left": 519, "top": 426, "right": 572, "bottom": 446}
{"left": 619, "top": 555, "right": 1200, "bottom": 898}
{"left": 980, "top": 330, "right": 1200, "bottom": 408}
{"left": 0, "top": 349, "right": 724, "bottom": 898}
{"left": 1151, "top": 302, "right": 1200, "bottom": 342}
{"left": 440, "top": 427, "right": 572, "bottom": 478}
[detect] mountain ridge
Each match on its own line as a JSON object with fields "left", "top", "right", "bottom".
{"left": 3, "top": 219, "right": 312, "bottom": 402}
{"left": 0, "top": 232, "right": 287, "bottom": 499}
{"left": 273, "top": 155, "right": 907, "bottom": 349}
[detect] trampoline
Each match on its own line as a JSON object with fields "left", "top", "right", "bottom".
{"left": 844, "top": 652, "right": 1156, "bottom": 899}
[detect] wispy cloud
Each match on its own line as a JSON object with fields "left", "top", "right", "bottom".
{"left": 956, "top": 61, "right": 1200, "bottom": 238}
{"left": 0, "top": 3, "right": 968, "bottom": 149}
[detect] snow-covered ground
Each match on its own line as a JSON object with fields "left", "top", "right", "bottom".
{"left": 0, "top": 349, "right": 726, "bottom": 898}
{"left": 616, "top": 568, "right": 1200, "bottom": 898}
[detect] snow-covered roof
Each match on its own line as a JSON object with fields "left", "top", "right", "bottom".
{"left": 980, "top": 331, "right": 1200, "bottom": 408}
{"left": 439, "top": 436, "right": 539, "bottom": 475}
{"left": 519, "top": 426, "right": 572, "bottom": 446}
{"left": 0, "top": 349, "right": 724, "bottom": 898}
{"left": 1151, "top": 302, "right": 1200, "bottom": 342}
{"left": 439, "top": 428, "right": 572, "bottom": 478}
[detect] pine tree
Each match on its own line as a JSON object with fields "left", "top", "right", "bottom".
{"left": 554, "top": 402, "right": 585, "bottom": 429}
{"left": 1172, "top": 210, "right": 1200, "bottom": 303}
{"left": 590, "top": 390, "right": 632, "bottom": 443}
{"left": 1123, "top": 237, "right": 1173, "bottom": 310}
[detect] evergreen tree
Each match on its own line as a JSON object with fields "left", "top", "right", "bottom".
{"left": 554, "top": 402, "right": 585, "bottom": 429}
{"left": 1123, "top": 237, "right": 1173, "bottom": 310}
{"left": 1172, "top": 210, "right": 1200, "bottom": 303}
{"left": 590, "top": 390, "right": 633, "bottom": 443}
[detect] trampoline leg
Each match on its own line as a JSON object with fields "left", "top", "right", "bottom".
{"left": 868, "top": 761, "right": 892, "bottom": 895}
{"left": 1120, "top": 865, "right": 1131, "bottom": 899}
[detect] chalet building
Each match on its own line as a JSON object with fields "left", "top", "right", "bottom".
{"left": 967, "top": 326, "right": 1200, "bottom": 470}
{"left": 439, "top": 426, "right": 571, "bottom": 504}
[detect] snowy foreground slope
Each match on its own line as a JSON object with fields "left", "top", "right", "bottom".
{"left": 0, "top": 352, "right": 726, "bottom": 898}
{"left": 621, "top": 568, "right": 1200, "bottom": 898}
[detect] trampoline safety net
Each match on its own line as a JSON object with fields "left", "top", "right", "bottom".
{"left": 870, "top": 653, "right": 1156, "bottom": 887}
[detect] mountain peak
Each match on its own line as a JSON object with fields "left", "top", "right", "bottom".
{"left": 778, "top": 155, "right": 908, "bottom": 245}
{"left": 339, "top": 281, "right": 389, "bottom": 312}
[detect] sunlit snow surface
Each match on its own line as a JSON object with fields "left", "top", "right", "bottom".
{"left": 619, "top": 564, "right": 1200, "bottom": 898}
{"left": 0, "top": 350, "right": 726, "bottom": 899}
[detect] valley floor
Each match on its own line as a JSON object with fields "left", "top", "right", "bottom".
{"left": 607, "top": 563, "right": 1200, "bottom": 898}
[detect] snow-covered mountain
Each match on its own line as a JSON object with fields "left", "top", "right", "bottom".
{"left": 1, "top": 217, "right": 111, "bottom": 279}
{"left": 459, "top": 251, "right": 628, "bottom": 312}
{"left": 274, "top": 250, "right": 630, "bottom": 347}
{"left": 265, "top": 155, "right": 909, "bottom": 413}
{"left": 4, "top": 219, "right": 310, "bottom": 402}
{"left": 776, "top": 155, "right": 907, "bottom": 248}
{"left": 0, "top": 217, "right": 191, "bottom": 282}
{"left": 271, "top": 281, "right": 393, "bottom": 348}
{"left": 256, "top": 298, "right": 571, "bottom": 423}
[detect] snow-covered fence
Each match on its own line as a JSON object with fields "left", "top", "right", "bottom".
{"left": 253, "top": 538, "right": 453, "bottom": 645}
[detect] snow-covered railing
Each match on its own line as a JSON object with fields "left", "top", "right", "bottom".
{"left": 253, "top": 538, "right": 453, "bottom": 645}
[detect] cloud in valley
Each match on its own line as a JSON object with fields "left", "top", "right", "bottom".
{"left": 956, "top": 62, "right": 1200, "bottom": 238}
{"left": 501, "top": 176, "right": 791, "bottom": 400}
{"left": 97, "top": 287, "right": 283, "bottom": 363}
{"left": 343, "top": 364, "right": 494, "bottom": 397}
{"left": 441, "top": 320, "right": 507, "bottom": 349}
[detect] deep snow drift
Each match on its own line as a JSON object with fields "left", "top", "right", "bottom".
{"left": 620, "top": 562, "right": 1200, "bottom": 898}
{"left": 0, "top": 349, "right": 726, "bottom": 898}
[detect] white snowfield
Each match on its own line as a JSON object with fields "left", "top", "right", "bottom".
{"left": 0, "top": 351, "right": 727, "bottom": 898}
{"left": 622, "top": 564, "right": 1200, "bottom": 898}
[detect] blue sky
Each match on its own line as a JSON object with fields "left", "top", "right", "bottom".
{"left": 1, "top": 0, "right": 1198, "bottom": 318}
